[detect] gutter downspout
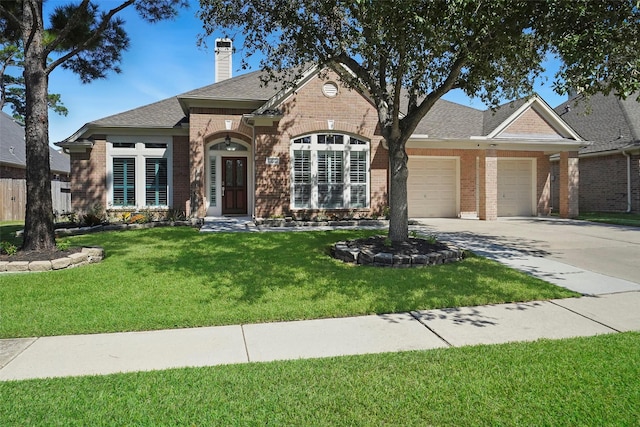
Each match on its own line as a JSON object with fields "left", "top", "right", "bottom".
{"left": 623, "top": 149, "right": 632, "bottom": 213}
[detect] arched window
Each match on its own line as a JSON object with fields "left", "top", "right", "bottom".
{"left": 290, "top": 133, "right": 369, "bottom": 209}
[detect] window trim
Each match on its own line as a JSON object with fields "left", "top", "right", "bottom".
{"left": 107, "top": 138, "right": 172, "bottom": 209}
{"left": 290, "top": 133, "right": 370, "bottom": 210}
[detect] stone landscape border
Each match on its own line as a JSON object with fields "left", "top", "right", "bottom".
{"left": 255, "top": 218, "right": 389, "bottom": 228}
{"left": 0, "top": 247, "right": 105, "bottom": 273}
{"left": 331, "top": 241, "right": 465, "bottom": 268}
{"left": 53, "top": 220, "right": 200, "bottom": 237}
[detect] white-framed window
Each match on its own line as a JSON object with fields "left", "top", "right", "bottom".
{"left": 290, "top": 133, "right": 370, "bottom": 209}
{"left": 107, "top": 137, "right": 172, "bottom": 208}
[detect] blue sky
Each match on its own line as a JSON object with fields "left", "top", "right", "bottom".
{"left": 7, "top": 1, "right": 567, "bottom": 144}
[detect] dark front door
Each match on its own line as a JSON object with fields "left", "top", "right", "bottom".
{"left": 222, "top": 157, "right": 247, "bottom": 214}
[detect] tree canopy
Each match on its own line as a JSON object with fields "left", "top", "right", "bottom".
{"left": 198, "top": 0, "right": 640, "bottom": 241}
{"left": 1, "top": 38, "right": 68, "bottom": 121}
{"left": 0, "top": 0, "right": 188, "bottom": 251}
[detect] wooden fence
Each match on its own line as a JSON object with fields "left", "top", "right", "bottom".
{"left": 0, "top": 179, "right": 71, "bottom": 221}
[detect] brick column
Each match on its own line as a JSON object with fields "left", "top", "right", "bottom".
{"left": 478, "top": 149, "right": 498, "bottom": 220}
{"left": 559, "top": 151, "right": 579, "bottom": 218}
{"left": 189, "top": 135, "right": 206, "bottom": 218}
{"left": 71, "top": 138, "right": 106, "bottom": 213}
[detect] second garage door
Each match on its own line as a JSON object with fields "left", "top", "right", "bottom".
{"left": 498, "top": 159, "right": 534, "bottom": 216}
{"left": 408, "top": 157, "right": 458, "bottom": 218}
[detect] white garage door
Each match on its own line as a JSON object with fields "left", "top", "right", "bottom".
{"left": 408, "top": 157, "right": 457, "bottom": 218}
{"left": 498, "top": 159, "right": 534, "bottom": 216}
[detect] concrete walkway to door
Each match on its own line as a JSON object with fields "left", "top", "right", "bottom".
{"left": 411, "top": 217, "right": 640, "bottom": 295}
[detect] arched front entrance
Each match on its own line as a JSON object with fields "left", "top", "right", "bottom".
{"left": 205, "top": 137, "right": 252, "bottom": 217}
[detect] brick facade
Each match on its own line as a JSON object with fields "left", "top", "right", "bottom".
{"left": 0, "top": 165, "right": 26, "bottom": 179}
{"left": 188, "top": 108, "right": 254, "bottom": 217}
{"left": 63, "top": 72, "right": 581, "bottom": 221}
{"left": 559, "top": 151, "right": 579, "bottom": 218}
{"left": 70, "top": 137, "right": 106, "bottom": 213}
{"left": 502, "top": 108, "right": 561, "bottom": 137}
{"left": 565, "top": 152, "right": 640, "bottom": 213}
{"left": 172, "top": 135, "right": 190, "bottom": 214}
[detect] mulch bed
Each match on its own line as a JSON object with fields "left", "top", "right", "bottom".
{"left": 0, "top": 247, "right": 83, "bottom": 262}
{"left": 344, "top": 235, "right": 449, "bottom": 256}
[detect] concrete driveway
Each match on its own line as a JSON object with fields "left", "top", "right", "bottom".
{"left": 411, "top": 217, "right": 640, "bottom": 294}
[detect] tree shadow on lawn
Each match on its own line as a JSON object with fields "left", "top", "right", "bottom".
{"left": 75, "top": 228, "right": 574, "bottom": 321}
{"left": 419, "top": 230, "right": 552, "bottom": 259}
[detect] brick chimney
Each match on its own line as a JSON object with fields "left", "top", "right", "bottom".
{"left": 215, "top": 38, "right": 232, "bottom": 83}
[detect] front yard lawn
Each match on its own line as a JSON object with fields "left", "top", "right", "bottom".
{"left": 578, "top": 212, "right": 640, "bottom": 227}
{"left": 0, "top": 227, "right": 578, "bottom": 338}
{"left": 1, "top": 332, "right": 638, "bottom": 425}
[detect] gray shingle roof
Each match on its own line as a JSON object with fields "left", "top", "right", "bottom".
{"left": 84, "top": 70, "right": 280, "bottom": 130}
{"left": 403, "top": 94, "right": 542, "bottom": 139}
{"left": 90, "top": 96, "right": 186, "bottom": 129}
{"left": 412, "top": 98, "right": 484, "bottom": 138}
{"left": 1, "top": 111, "right": 70, "bottom": 173}
{"left": 179, "top": 70, "right": 279, "bottom": 101}
{"left": 74, "top": 66, "right": 575, "bottom": 143}
{"left": 554, "top": 92, "right": 640, "bottom": 154}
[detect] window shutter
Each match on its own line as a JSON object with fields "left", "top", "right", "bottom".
{"left": 113, "top": 158, "right": 136, "bottom": 206}
{"left": 145, "top": 158, "right": 167, "bottom": 206}
{"left": 318, "top": 151, "right": 344, "bottom": 208}
{"left": 350, "top": 151, "right": 367, "bottom": 208}
{"left": 293, "top": 150, "right": 311, "bottom": 208}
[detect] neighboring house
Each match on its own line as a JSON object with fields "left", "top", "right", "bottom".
{"left": 0, "top": 111, "right": 71, "bottom": 221}
{"left": 57, "top": 60, "right": 583, "bottom": 221}
{"left": 554, "top": 93, "right": 640, "bottom": 213}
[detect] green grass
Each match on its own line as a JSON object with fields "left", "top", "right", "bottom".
{"left": 578, "top": 211, "right": 640, "bottom": 227}
{"left": 0, "top": 221, "right": 23, "bottom": 247}
{"left": 1, "top": 332, "right": 639, "bottom": 426}
{"left": 0, "top": 227, "right": 578, "bottom": 338}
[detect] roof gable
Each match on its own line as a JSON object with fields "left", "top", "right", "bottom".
{"left": 485, "top": 95, "right": 581, "bottom": 140}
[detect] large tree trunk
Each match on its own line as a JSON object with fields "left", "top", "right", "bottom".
{"left": 21, "top": 0, "right": 56, "bottom": 251}
{"left": 387, "top": 138, "right": 409, "bottom": 243}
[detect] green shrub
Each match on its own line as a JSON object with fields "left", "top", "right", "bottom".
{"left": 0, "top": 241, "right": 18, "bottom": 256}
{"left": 426, "top": 234, "right": 438, "bottom": 244}
{"left": 165, "top": 208, "right": 186, "bottom": 222}
{"left": 81, "top": 204, "right": 105, "bottom": 226}
{"left": 56, "top": 239, "right": 72, "bottom": 251}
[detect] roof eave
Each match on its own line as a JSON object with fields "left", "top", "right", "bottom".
{"left": 579, "top": 142, "right": 640, "bottom": 157}
{"left": 59, "top": 123, "right": 189, "bottom": 144}
{"left": 55, "top": 138, "right": 94, "bottom": 154}
{"left": 177, "top": 96, "right": 267, "bottom": 115}
{"left": 407, "top": 136, "right": 583, "bottom": 153}
{"left": 242, "top": 113, "right": 284, "bottom": 127}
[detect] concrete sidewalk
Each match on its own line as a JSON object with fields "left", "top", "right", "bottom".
{"left": 1, "top": 291, "right": 639, "bottom": 381}
{"left": 2, "top": 217, "right": 639, "bottom": 381}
